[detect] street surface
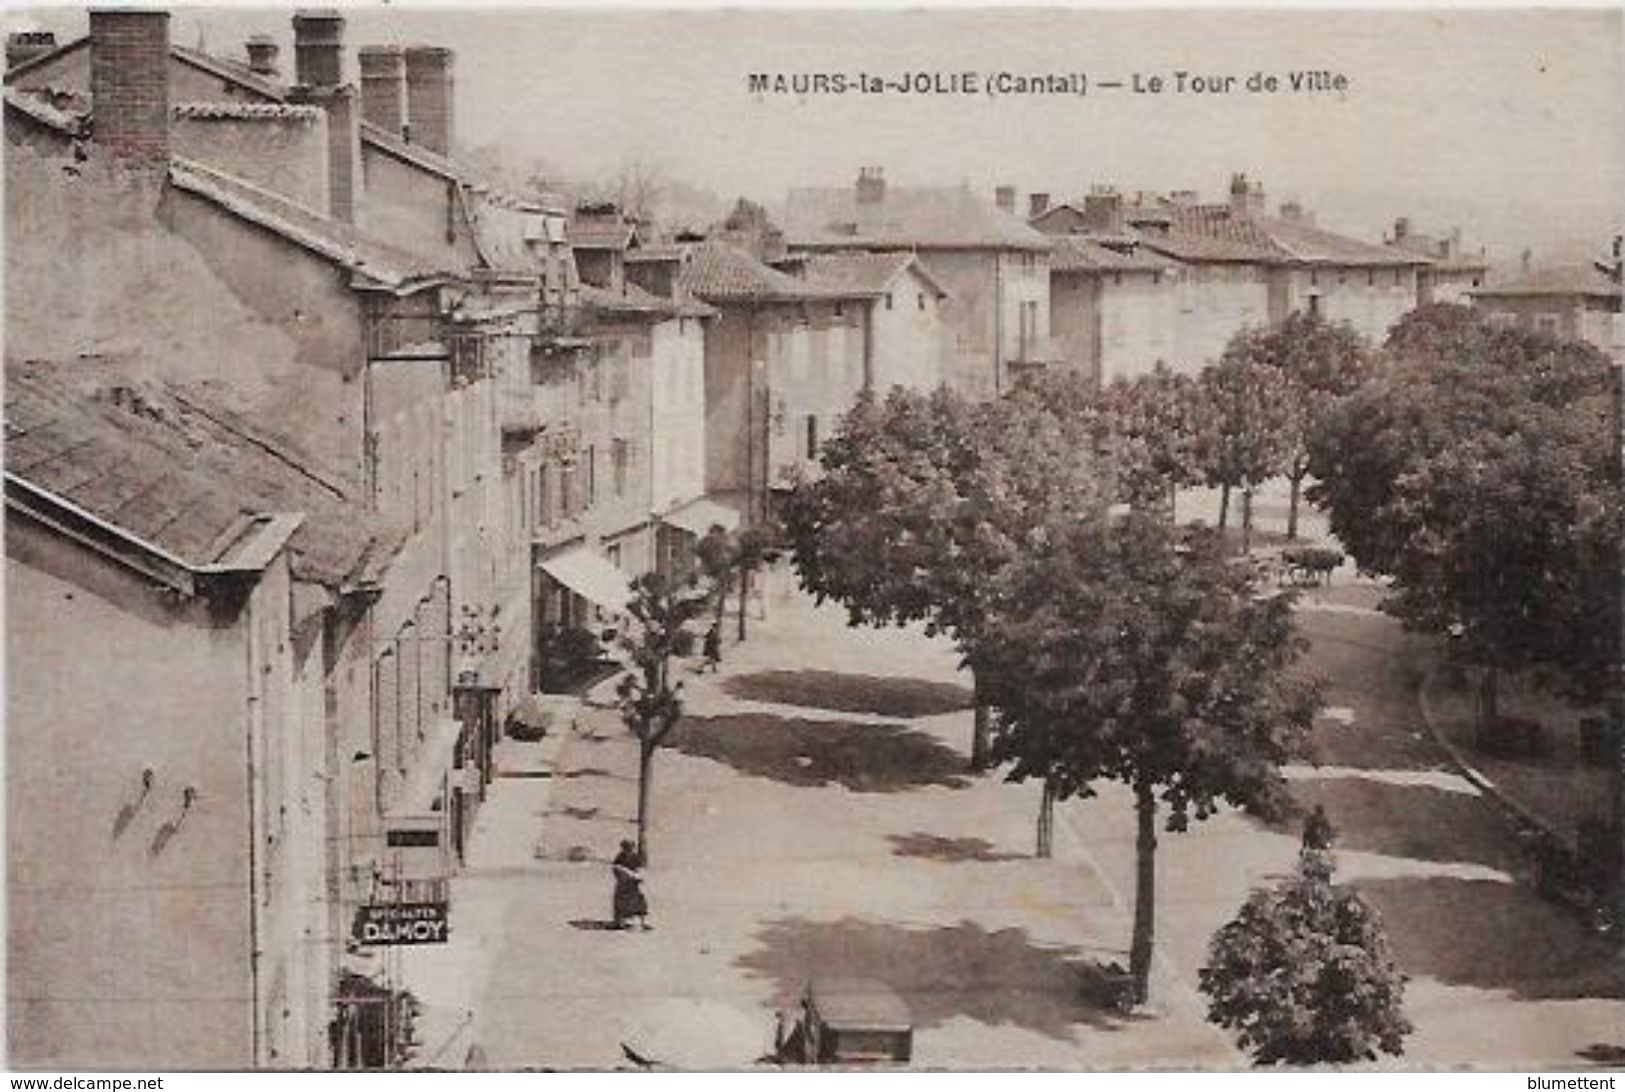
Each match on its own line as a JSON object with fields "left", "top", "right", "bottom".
{"left": 400, "top": 545, "right": 1621, "bottom": 1069}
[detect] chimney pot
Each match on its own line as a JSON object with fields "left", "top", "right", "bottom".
{"left": 245, "top": 34, "right": 279, "bottom": 78}
{"left": 292, "top": 9, "right": 345, "bottom": 89}
{"left": 994, "top": 184, "right": 1016, "bottom": 214}
{"left": 1028, "top": 192, "right": 1050, "bottom": 219}
{"left": 358, "top": 45, "right": 407, "bottom": 136}
{"left": 7, "top": 30, "right": 57, "bottom": 70}
{"left": 403, "top": 45, "right": 455, "bottom": 156}
{"left": 855, "top": 165, "right": 885, "bottom": 206}
{"left": 89, "top": 9, "right": 170, "bottom": 171}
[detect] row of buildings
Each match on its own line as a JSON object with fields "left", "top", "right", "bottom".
{"left": 5, "top": 9, "right": 1618, "bottom": 1072}
{"left": 0, "top": 10, "right": 958, "bottom": 1070}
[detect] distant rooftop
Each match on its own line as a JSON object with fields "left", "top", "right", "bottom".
{"left": 784, "top": 178, "right": 1051, "bottom": 251}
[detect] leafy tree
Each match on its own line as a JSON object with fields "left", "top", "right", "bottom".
{"left": 1219, "top": 313, "right": 1373, "bottom": 539}
{"left": 695, "top": 523, "right": 734, "bottom": 631}
{"left": 783, "top": 377, "right": 1115, "bottom": 772}
{"left": 1200, "top": 847, "right": 1411, "bottom": 1065}
{"left": 731, "top": 526, "right": 773, "bottom": 641}
{"left": 1308, "top": 307, "right": 1621, "bottom": 720}
{"left": 981, "top": 514, "right": 1321, "bottom": 1002}
{"left": 1098, "top": 365, "right": 1210, "bottom": 518}
{"left": 1197, "top": 351, "right": 1295, "bottom": 548}
{"left": 615, "top": 572, "right": 709, "bottom": 861}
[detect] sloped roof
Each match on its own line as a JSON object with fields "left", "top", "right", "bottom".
{"left": 2, "top": 86, "right": 85, "bottom": 136}
{"left": 3, "top": 36, "right": 288, "bottom": 104}
{"left": 1261, "top": 214, "right": 1429, "bottom": 268}
{"left": 570, "top": 217, "right": 638, "bottom": 251}
{"left": 5, "top": 360, "right": 404, "bottom": 589}
{"left": 677, "top": 240, "right": 853, "bottom": 303}
{"left": 1472, "top": 263, "right": 1623, "bottom": 300}
{"left": 784, "top": 184, "right": 1051, "bottom": 251}
{"left": 579, "top": 282, "right": 715, "bottom": 320}
{"left": 1050, "top": 236, "right": 1179, "bottom": 275}
{"left": 796, "top": 251, "right": 950, "bottom": 298}
{"left": 169, "top": 156, "right": 454, "bottom": 292}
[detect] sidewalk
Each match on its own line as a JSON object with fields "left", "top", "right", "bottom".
{"left": 404, "top": 574, "right": 1240, "bottom": 1069}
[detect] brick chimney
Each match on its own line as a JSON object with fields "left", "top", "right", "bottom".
{"left": 403, "top": 45, "right": 454, "bottom": 155}
{"left": 1028, "top": 192, "right": 1050, "bottom": 219}
{"left": 245, "top": 34, "right": 279, "bottom": 78}
{"left": 1082, "top": 188, "right": 1123, "bottom": 233}
{"left": 89, "top": 9, "right": 170, "bottom": 170}
{"left": 855, "top": 166, "right": 885, "bottom": 206}
{"left": 358, "top": 45, "right": 407, "bottom": 136}
{"left": 1393, "top": 216, "right": 1410, "bottom": 243}
{"left": 6, "top": 30, "right": 57, "bottom": 70}
{"left": 287, "top": 12, "right": 358, "bottom": 223}
{"left": 1228, "top": 172, "right": 1264, "bottom": 219}
{"left": 994, "top": 184, "right": 1016, "bottom": 214}
{"left": 292, "top": 9, "right": 344, "bottom": 89}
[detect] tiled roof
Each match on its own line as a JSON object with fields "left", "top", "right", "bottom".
{"left": 625, "top": 244, "right": 685, "bottom": 263}
{"left": 169, "top": 156, "right": 454, "bottom": 292}
{"left": 1472, "top": 263, "right": 1623, "bottom": 300}
{"left": 676, "top": 240, "right": 853, "bottom": 302}
{"left": 784, "top": 184, "right": 1052, "bottom": 251}
{"left": 579, "top": 282, "right": 716, "bottom": 320}
{"left": 359, "top": 121, "right": 463, "bottom": 183}
{"left": 170, "top": 44, "right": 287, "bottom": 103}
{"left": 173, "top": 101, "right": 323, "bottom": 122}
{"left": 797, "top": 251, "right": 949, "bottom": 298}
{"left": 1261, "top": 215, "right": 1429, "bottom": 268}
{"left": 1050, "top": 236, "right": 1179, "bottom": 275}
{"left": 4, "top": 360, "right": 404, "bottom": 588}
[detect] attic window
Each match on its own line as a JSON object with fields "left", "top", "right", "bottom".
{"left": 885, "top": 293, "right": 894, "bottom": 311}
{"left": 917, "top": 293, "right": 926, "bottom": 310}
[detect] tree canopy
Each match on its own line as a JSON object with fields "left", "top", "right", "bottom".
{"left": 1308, "top": 305, "right": 1621, "bottom": 706}
{"left": 1200, "top": 848, "right": 1411, "bottom": 1065}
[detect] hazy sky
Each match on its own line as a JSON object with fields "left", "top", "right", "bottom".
{"left": 15, "top": 5, "right": 1625, "bottom": 264}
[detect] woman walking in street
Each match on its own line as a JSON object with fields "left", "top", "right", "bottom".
{"left": 612, "top": 839, "right": 650, "bottom": 930}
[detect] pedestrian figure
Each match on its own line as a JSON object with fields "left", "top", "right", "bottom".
{"left": 702, "top": 624, "right": 722, "bottom": 674}
{"left": 1301, "top": 804, "right": 1336, "bottom": 852}
{"left": 612, "top": 839, "right": 650, "bottom": 930}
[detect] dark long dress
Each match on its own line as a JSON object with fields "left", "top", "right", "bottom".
{"left": 612, "top": 846, "right": 648, "bottom": 924}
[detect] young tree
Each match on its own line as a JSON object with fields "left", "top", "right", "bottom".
{"left": 981, "top": 514, "right": 1321, "bottom": 1002}
{"left": 783, "top": 378, "right": 1115, "bottom": 772}
{"left": 1199, "top": 847, "right": 1411, "bottom": 1065}
{"left": 616, "top": 572, "right": 710, "bottom": 862}
{"left": 1219, "top": 313, "right": 1373, "bottom": 539}
{"left": 1099, "top": 365, "right": 1210, "bottom": 519}
{"left": 1197, "top": 352, "right": 1295, "bottom": 548}
{"left": 731, "top": 526, "right": 773, "bottom": 641}
{"left": 695, "top": 523, "right": 734, "bottom": 631}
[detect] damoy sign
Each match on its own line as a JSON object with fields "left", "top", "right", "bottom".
{"left": 354, "top": 902, "right": 450, "bottom": 946}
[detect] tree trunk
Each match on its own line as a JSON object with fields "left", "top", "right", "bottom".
{"left": 970, "top": 669, "right": 992, "bottom": 773}
{"left": 1218, "top": 482, "right": 1231, "bottom": 530}
{"left": 1287, "top": 471, "right": 1304, "bottom": 541}
{"left": 1476, "top": 665, "right": 1501, "bottom": 745}
{"left": 1241, "top": 487, "right": 1255, "bottom": 554}
{"left": 1036, "top": 778, "right": 1056, "bottom": 858}
{"left": 737, "top": 567, "right": 749, "bottom": 642}
{"left": 636, "top": 742, "right": 654, "bottom": 862}
{"left": 1129, "top": 783, "right": 1158, "bottom": 1005}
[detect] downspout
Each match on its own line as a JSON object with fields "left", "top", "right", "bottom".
{"left": 862, "top": 297, "right": 876, "bottom": 393}
{"left": 243, "top": 601, "right": 264, "bottom": 1066}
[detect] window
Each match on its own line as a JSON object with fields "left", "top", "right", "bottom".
{"left": 1536, "top": 313, "right": 1561, "bottom": 336}
{"left": 917, "top": 293, "right": 926, "bottom": 311}
{"left": 885, "top": 293, "right": 893, "bottom": 311}
{"left": 612, "top": 438, "right": 629, "bottom": 497}
{"left": 1488, "top": 311, "right": 1517, "bottom": 329}
{"left": 805, "top": 414, "right": 819, "bottom": 459}
{"left": 1395, "top": 269, "right": 1405, "bottom": 287}
{"left": 1367, "top": 270, "right": 1375, "bottom": 287}
{"left": 536, "top": 464, "right": 552, "bottom": 528}
{"left": 560, "top": 461, "right": 578, "bottom": 517}
{"left": 586, "top": 445, "right": 597, "bottom": 505}
{"left": 834, "top": 302, "right": 844, "bottom": 318}
{"left": 607, "top": 541, "right": 622, "bottom": 568}
{"left": 1310, "top": 269, "right": 1319, "bottom": 288}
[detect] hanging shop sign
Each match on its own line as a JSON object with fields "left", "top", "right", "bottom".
{"left": 353, "top": 902, "right": 450, "bottom": 946}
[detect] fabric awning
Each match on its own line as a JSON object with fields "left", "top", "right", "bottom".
{"left": 660, "top": 496, "right": 741, "bottom": 537}
{"left": 539, "top": 545, "right": 635, "bottom": 613}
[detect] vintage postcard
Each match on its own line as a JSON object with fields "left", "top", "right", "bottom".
{"left": 3, "top": 1, "right": 1622, "bottom": 1073}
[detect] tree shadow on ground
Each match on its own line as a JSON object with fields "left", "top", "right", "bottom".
{"left": 722, "top": 670, "right": 973, "bottom": 719}
{"left": 1274, "top": 777, "right": 1524, "bottom": 873}
{"left": 888, "top": 832, "right": 1023, "bottom": 863}
{"left": 735, "top": 917, "right": 1130, "bottom": 1038}
{"left": 1355, "top": 876, "right": 1623, "bottom": 1001}
{"left": 668, "top": 714, "right": 970, "bottom": 792}
{"left": 1576, "top": 1043, "right": 1625, "bottom": 1065}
